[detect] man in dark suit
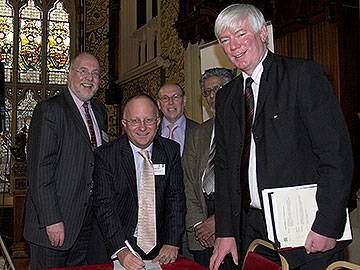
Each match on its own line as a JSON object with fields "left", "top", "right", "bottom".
{"left": 23, "top": 52, "right": 108, "bottom": 269}
{"left": 209, "top": 4, "right": 353, "bottom": 270}
{"left": 157, "top": 82, "right": 198, "bottom": 158}
{"left": 184, "top": 68, "right": 234, "bottom": 269}
{"left": 92, "top": 94, "right": 186, "bottom": 270}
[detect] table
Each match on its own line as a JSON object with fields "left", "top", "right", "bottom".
{"left": 49, "top": 256, "right": 208, "bottom": 270}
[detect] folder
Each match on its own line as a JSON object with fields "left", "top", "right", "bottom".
{"left": 262, "top": 184, "right": 352, "bottom": 249}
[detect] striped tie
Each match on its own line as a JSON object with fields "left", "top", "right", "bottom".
{"left": 240, "top": 77, "right": 254, "bottom": 210}
{"left": 202, "top": 133, "right": 215, "bottom": 195}
{"left": 167, "top": 124, "right": 178, "bottom": 140}
{"left": 83, "top": 102, "right": 97, "bottom": 149}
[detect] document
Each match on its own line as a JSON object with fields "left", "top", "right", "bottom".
{"left": 113, "top": 259, "right": 162, "bottom": 270}
{"left": 262, "top": 184, "right": 352, "bottom": 249}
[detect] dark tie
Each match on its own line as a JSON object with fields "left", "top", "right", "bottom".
{"left": 202, "top": 132, "right": 215, "bottom": 195}
{"left": 240, "top": 77, "right": 254, "bottom": 210}
{"left": 82, "top": 102, "right": 97, "bottom": 149}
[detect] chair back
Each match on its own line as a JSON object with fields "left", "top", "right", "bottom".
{"left": 242, "top": 239, "right": 289, "bottom": 270}
{"left": 326, "top": 260, "right": 360, "bottom": 270}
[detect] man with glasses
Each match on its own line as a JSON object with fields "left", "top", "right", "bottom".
{"left": 157, "top": 82, "right": 199, "bottom": 157}
{"left": 92, "top": 94, "right": 185, "bottom": 269}
{"left": 24, "top": 52, "right": 108, "bottom": 269}
{"left": 183, "top": 68, "right": 234, "bottom": 269}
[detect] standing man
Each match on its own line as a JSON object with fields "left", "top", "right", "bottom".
{"left": 24, "top": 52, "right": 108, "bottom": 269}
{"left": 157, "top": 82, "right": 198, "bottom": 157}
{"left": 93, "top": 94, "right": 186, "bottom": 270}
{"left": 210, "top": 4, "right": 353, "bottom": 270}
{"left": 184, "top": 68, "right": 234, "bottom": 268}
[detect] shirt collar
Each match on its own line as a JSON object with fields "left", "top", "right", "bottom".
{"left": 162, "top": 114, "right": 186, "bottom": 129}
{"left": 129, "top": 140, "right": 153, "bottom": 158}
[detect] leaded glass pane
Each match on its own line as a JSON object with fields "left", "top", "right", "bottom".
{"left": 0, "top": 0, "right": 14, "bottom": 82}
{"left": 47, "top": 1, "right": 70, "bottom": 85}
{"left": 17, "top": 90, "right": 37, "bottom": 131}
{"left": 0, "top": 97, "right": 12, "bottom": 191}
{"left": 18, "top": 0, "right": 43, "bottom": 83}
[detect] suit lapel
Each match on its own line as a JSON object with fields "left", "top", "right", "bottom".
{"left": 253, "top": 52, "right": 274, "bottom": 129}
{"left": 199, "top": 120, "right": 213, "bottom": 174}
{"left": 120, "top": 137, "right": 138, "bottom": 204}
{"left": 63, "top": 89, "right": 92, "bottom": 149}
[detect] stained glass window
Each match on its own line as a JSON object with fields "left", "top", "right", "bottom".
{"left": 0, "top": 0, "right": 14, "bottom": 82}
{"left": 18, "top": 0, "right": 43, "bottom": 83}
{"left": 47, "top": 0, "right": 70, "bottom": 84}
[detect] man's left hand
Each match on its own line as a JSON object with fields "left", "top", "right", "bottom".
{"left": 153, "top": 245, "right": 178, "bottom": 264}
{"left": 195, "top": 215, "right": 215, "bottom": 244}
{"left": 304, "top": 230, "right": 336, "bottom": 254}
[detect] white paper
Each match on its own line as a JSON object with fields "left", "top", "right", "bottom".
{"left": 262, "top": 184, "right": 352, "bottom": 248}
{"left": 113, "top": 259, "right": 162, "bottom": 270}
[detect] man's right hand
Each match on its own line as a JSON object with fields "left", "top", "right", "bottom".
{"left": 117, "top": 249, "right": 145, "bottom": 270}
{"left": 209, "top": 237, "right": 238, "bottom": 270}
{"left": 46, "top": 222, "right": 65, "bottom": 247}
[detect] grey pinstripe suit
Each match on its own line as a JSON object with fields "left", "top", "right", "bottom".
{"left": 92, "top": 134, "right": 186, "bottom": 259}
{"left": 23, "top": 89, "right": 107, "bottom": 250}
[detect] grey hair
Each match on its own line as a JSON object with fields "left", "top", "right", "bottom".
{"left": 214, "top": 4, "right": 266, "bottom": 40}
{"left": 200, "top": 68, "right": 234, "bottom": 91}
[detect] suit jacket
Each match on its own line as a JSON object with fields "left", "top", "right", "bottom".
{"left": 183, "top": 119, "right": 213, "bottom": 251}
{"left": 215, "top": 52, "right": 353, "bottom": 265}
{"left": 92, "top": 134, "right": 186, "bottom": 257}
{"left": 23, "top": 89, "right": 108, "bottom": 250}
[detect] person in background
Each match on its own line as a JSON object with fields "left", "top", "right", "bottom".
{"left": 157, "top": 82, "right": 199, "bottom": 157}
{"left": 92, "top": 94, "right": 186, "bottom": 270}
{"left": 183, "top": 68, "right": 235, "bottom": 269}
{"left": 23, "top": 52, "right": 108, "bottom": 269}
{"left": 209, "top": 4, "right": 353, "bottom": 270}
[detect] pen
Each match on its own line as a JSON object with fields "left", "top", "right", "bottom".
{"left": 124, "top": 240, "right": 141, "bottom": 259}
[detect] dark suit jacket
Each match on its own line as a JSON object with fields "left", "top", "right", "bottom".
{"left": 215, "top": 52, "right": 353, "bottom": 265}
{"left": 23, "top": 89, "right": 108, "bottom": 250}
{"left": 183, "top": 119, "right": 213, "bottom": 251}
{"left": 92, "top": 134, "right": 186, "bottom": 258}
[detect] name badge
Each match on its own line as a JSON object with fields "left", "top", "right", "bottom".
{"left": 102, "top": 130, "right": 110, "bottom": 143}
{"left": 153, "top": 164, "right": 165, "bottom": 175}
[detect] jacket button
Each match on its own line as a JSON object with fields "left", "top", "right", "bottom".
{"left": 233, "top": 211, "right": 239, "bottom": 216}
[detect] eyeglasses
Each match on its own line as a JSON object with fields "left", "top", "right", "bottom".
{"left": 158, "top": 94, "right": 183, "bottom": 103}
{"left": 202, "top": 85, "right": 222, "bottom": 97}
{"left": 73, "top": 68, "right": 100, "bottom": 79}
{"left": 123, "top": 117, "right": 158, "bottom": 127}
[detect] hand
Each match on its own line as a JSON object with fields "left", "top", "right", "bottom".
{"left": 209, "top": 237, "right": 238, "bottom": 270}
{"left": 46, "top": 222, "right": 65, "bottom": 247}
{"left": 117, "top": 249, "right": 145, "bottom": 270}
{"left": 153, "top": 245, "right": 178, "bottom": 264}
{"left": 202, "top": 234, "right": 216, "bottom": 248}
{"left": 195, "top": 215, "right": 215, "bottom": 247}
{"left": 304, "top": 230, "right": 336, "bottom": 254}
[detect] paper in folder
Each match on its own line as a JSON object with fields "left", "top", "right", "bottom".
{"left": 262, "top": 184, "right": 352, "bottom": 249}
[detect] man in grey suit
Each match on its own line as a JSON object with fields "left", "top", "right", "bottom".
{"left": 23, "top": 52, "right": 108, "bottom": 269}
{"left": 93, "top": 94, "right": 186, "bottom": 270}
{"left": 184, "top": 68, "right": 234, "bottom": 269}
{"left": 157, "top": 82, "right": 198, "bottom": 158}
{"left": 210, "top": 4, "right": 353, "bottom": 270}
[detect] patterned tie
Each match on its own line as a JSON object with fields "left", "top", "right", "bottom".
{"left": 137, "top": 150, "right": 157, "bottom": 254}
{"left": 202, "top": 131, "right": 215, "bottom": 195}
{"left": 167, "top": 124, "right": 178, "bottom": 140}
{"left": 240, "top": 77, "right": 254, "bottom": 211}
{"left": 83, "top": 102, "right": 97, "bottom": 149}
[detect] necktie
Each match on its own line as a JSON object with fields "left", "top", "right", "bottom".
{"left": 240, "top": 77, "right": 254, "bottom": 211}
{"left": 83, "top": 102, "right": 97, "bottom": 149}
{"left": 137, "top": 150, "right": 157, "bottom": 254}
{"left": 202, "top": 132, "right": 215, "bottom": 195}
{"left": 167, "top": 124, "right": 178, "bottom": 140}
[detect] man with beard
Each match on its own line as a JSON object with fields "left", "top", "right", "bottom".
{"left": 23, "top": 52, "right": 108, "bottom": 269}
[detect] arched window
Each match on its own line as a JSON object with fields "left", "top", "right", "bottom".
{"left": 0, "top": 0, "right": 76, "bottom": 191}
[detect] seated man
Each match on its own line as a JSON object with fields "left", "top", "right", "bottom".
{"left": 92, "top": 94, "right": 186, "bottom": 270}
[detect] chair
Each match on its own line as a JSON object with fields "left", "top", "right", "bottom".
{"left": 0, "top": 233, "right": 16, "bottom": 270}
{"left": 326, "top": 261, "right": 360, "bottom": 270}
{"left": 242, "top": 239, "right": 289, "bottom": 270}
